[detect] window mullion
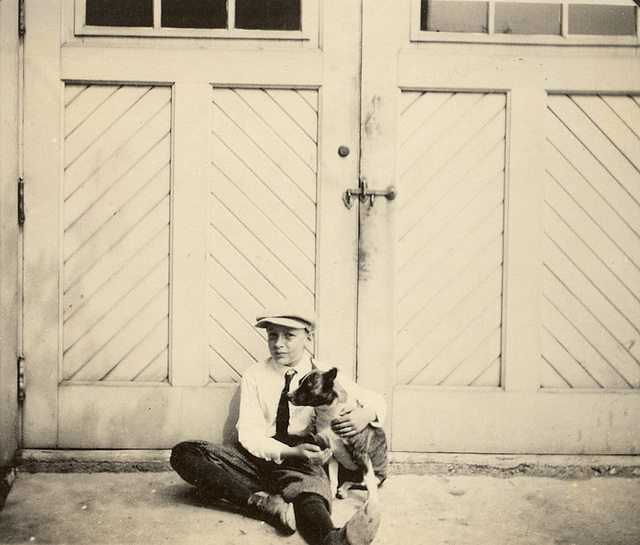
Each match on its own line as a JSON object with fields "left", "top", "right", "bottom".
{"left": 154, "top": 0, "right": 161, "bottom": 29}
{"left": 488, "top": 0, "right": 495, "bottom": 35}
{"left": 228, "top": 0, "right": 236, "bottom": 30}
{"left": 561, "top": 3, "right": 569, "bottom": 37}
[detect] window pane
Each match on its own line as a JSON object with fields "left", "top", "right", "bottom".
{"left": 86, "top": 0, "right": 153, "bottom": 27}
{"left": 161, "top": 0, "right": 227, "bottom": 28}
{"left": 569, "top": 5, "right": 636, "bottom": 36}
{"left": 235, "top": 0, "right": 301, "bottom": 30}
{"left": 496, "top": 3, "right": 561, "bottom": 35}
{"left": 421, "top": 0, "right": 488, "bottom": 33}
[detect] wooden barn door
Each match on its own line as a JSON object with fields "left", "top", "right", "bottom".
{"left": 21, "top": 0, "right": 361, "bottom": 449}
{"left": 21, "top": 0, "right": 640, "bottom": 454}
{"left": 356, "top": 0, "right": 640, "bottom": 454}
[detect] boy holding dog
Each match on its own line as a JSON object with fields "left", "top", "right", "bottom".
{"left": 170, "top": 303, "right": 387, "bottom": 545}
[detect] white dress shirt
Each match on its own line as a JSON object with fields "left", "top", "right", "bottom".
{"left": 237, "top": 355, "right": 387, "bottom": 464}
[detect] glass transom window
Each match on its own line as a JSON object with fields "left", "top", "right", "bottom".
{"left": 414, "top": 0, "right": 639, "bottom": 44}
{"left": 77, "top": 0, "right": 309, "bottom": 38}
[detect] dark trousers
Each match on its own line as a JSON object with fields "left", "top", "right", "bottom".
{"left": 170, "top": 440, "right": 334, "bottom": 545}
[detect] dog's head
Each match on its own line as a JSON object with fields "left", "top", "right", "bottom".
{"left": 288, "top": 367, "right": 339, "bottom": 407}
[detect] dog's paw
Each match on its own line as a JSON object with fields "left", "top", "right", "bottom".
{"left": 336, "top": 482, "right": 352, "bottom": 499}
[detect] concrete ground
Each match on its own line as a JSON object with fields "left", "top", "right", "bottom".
{"left": 0, "top": 471, "right": 639, "bottom": 545}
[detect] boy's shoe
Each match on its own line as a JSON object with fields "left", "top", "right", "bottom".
{"left": 324, "top": 501, "right": 382, "bottom": 545}
{"left": 246, "top": 491, "right": 296, "bottom": 535}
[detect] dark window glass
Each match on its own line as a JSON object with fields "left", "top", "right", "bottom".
{"left": 421, "top": 0, "right": 488, "bottom": 33}
{"left": 235, "top": 0, "right": 301, "bottom": 30}
{"left": 568, "top": 5, "right": 636, "bottom": 36}
{"left": 495, "top": 2, "right": 561, "bottom": 35}
{"left": 161, "top": 0, "right": 227, "bottom": 28}
{"left": 86, "top": 0, "right": 153, "bottom": 27}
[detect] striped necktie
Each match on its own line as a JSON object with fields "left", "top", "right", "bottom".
{"left": 275, "top": 369, "right": 296, "bottom": 441}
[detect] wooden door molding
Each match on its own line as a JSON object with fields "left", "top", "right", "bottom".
{"left": 359, "top": 0, "right": 640, "bottom": 454}
{"left": 22, "top": 0, "right": 361, "bottom": 448}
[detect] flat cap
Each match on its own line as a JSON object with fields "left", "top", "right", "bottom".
{"left": 255, "top": 302, "right": 316, "bottom": 331}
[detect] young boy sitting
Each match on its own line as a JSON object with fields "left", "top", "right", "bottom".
{"left": 170, "top": 303, "right": 386, "bottom": 545}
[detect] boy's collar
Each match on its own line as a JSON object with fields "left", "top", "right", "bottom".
{"left": 270, "top": 355, "right": 314, "bottom": 375}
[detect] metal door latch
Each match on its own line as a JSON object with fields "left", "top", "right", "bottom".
{"left": 342, "top": 178, "right": 397, "bottom": 209}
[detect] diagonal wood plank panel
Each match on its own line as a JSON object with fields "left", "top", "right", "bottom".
{"left": 543, "top": 94, "right": 640, "bottom": 389}
{"left": 396, "top": 91, "right": 506, "bottom": 387}
{"left": 62, "top": 84, "right": 171, "bottom": 383}
{"left": 209, "top": 88, "right": 318, "bottom": 382}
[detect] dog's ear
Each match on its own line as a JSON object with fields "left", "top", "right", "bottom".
{"left": 326, "top": 367, "right": 338, "bottom": 382}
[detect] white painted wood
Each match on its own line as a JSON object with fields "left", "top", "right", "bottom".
{"left": 22, "top": 0, "right": 62, "bottom": 447}
{"left": 501, "top": 86, "right": 547, "bottom": 393}
{"left": 64, "top": 269, "right": 169, "bottom": 381}
{"left": 541, "top": 328, "right": 601, "bottom": 389}
{"left": 63, "top": 230, "right": 169, "bottom": 350}
{"left": 366, "top": 0, "right": 639, "bottom": 454}
{"left": 170, "top": 82, "right": 210, "bottom": 388}
{"left": 212, "top": 89, "right": 316, "bottom": 202}
{"left": 207, "top": 191, "right": 313, "bottom": 296}
{"left": 211, "top": 97, "right": 316, "bottom": 230}
{"left": 64, "top": 97, "right": 171, "bottom": 202}
{"left": 393, "top": 387, "right": 640, "bottom": 454}
{"left": 542, "top": 93, "right": 640, "bottom": 391}
{"left": 542, "top": 207, "right": 640, "bottom": 353}
{"left": 0, "top": 0, "right": 21, "bottom": 465}
{"left": 356, "top": 0, "right": 404, "bottom": 418}
{"left": 21, "top": 0, "right": 640, "bottom": 455}
{"left": 543, "top": 162, "right": 640, "bottom": 300}
{"left": 64, "top": 140, "right": 170, "bottom": 259}
{"left": 58, "top": 384, "right": 241, "bottom": 448}
{"left": 64, "top": 86, "right": 147, "bottom": 166}
{"left": 61, "top": 47, "right": 323, "bottom": 88}
{"left": 208, "top": 87, "right": 319, "bottom": 381}
{"left": 543, "top": 221, "right": 640, "bottom": 367}
{"left": 23, "top": 0, "right": 359, "bottom": 448}
{"left": 313, "top": 0, "right": 361, "bottom": 378}
{"left": 398, "top": 52, "right": 640, "bottom": 94}
{"left": 235, "top": 89, "right": 317, "bottom": 172}
{"left": 64, "top": 182, "right": 169, "bottom": 293}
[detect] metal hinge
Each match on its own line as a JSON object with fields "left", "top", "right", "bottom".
{"left": 17, "top": 356, "right": 25, "bottom": 404}
{"left": 18, "top": 178, "right": 25, "bottom": 225}
{"left": 18, "top": 0, "right": 25, "bottom": 37}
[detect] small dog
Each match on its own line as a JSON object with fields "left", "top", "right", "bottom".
{"left": 288, "top": 367, "right": 387, "bottom": 502}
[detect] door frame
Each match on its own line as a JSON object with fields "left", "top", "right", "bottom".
{"left": 0, "top": 0, "right": 21, "bottom": 466}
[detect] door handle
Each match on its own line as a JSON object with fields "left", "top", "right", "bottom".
{"left": 342, "top": 178, "right": 397, "bottom": 209}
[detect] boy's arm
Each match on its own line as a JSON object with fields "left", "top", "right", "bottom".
{"left": 332, "top": 370, "right": 387, "bottom": 436}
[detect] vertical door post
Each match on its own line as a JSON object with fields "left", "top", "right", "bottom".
{"left": 0, "top": 0, "right": 21, "bottom": 465}
{"left": 357, "top": 1, "right": 404, "bottom": 416}
{"left": 22, "top": 0, "right": 62, "bottom": 447}
{"left": 314, "top": 0, "right": 361, "bottom": 378}
{"left": 170, "top": 82, "right": 210, "bottom": 387}
{"left": 501, "top": 85, "right": 547, "bottom": 392}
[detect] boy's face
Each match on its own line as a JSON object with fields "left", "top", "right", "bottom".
{"left": 266, "top": 323, "right": 312, "bottom": 367}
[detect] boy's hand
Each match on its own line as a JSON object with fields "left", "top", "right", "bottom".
{"left": 331, "top": 406, "right": 376, "bottom": 438}
{"left": 286, "top": 443, "right": 332, "bottom": 465}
